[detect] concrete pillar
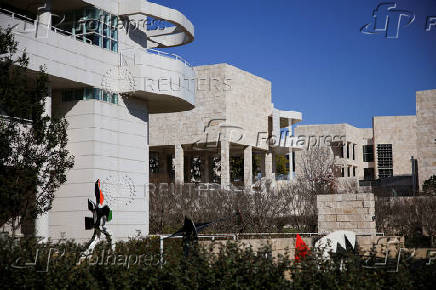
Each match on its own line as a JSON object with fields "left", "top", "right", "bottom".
{"left": 203, "top": 152, "right": 210, "bottom": 183}
{"left": 343, "top": 141, "right": 347, "bottom": 159}
{"left": 243, "top": 146, "right": 253, "bottom": 188}
{"left": 344, "top": 165, "right": 348, "bottom": 177}
{"left": 272, "top": 152, "right": 276, "bottom": 180}
{"left": 272, "top": 109, "right": 280, "bottom": 146}
{"left": 35, "top": 87, "right": 51, "bottom": 241}
{"left": 37, "top": 0, "right": 52, "bottom": 38}
{"left": 174, "top": 145, "right": 184, "bottom": 184}
{"left": 265, "top": 150, "right": 273, "bottom": 180}
{"left": 288, "top": 151, "right": 294, "bottom": 180}
{"left": 220, "top": 141, "right": 230, "bottom": 188}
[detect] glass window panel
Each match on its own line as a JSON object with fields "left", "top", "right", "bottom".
{"left": 103, "top": 24, "right": 109, "bottom": 37}
{"left": 103, "top": 37, "right": 110, "bottom": 49}
{"left": 84, "top": 88, "right": 93, "bottom": 100}
{"left": 112, "top": 94, "right": 118, "bottom": 104}
{"left": 93, "top": 88, "right": 101, "bottom": 100}
{"left": 112, "top": 16, "right": 118, "bottom": 27}
{"left": 111, "top": 28, "right": 117, "bottom": 39}
{"left": 111, "top": 41, "right": 118, "bottom": 52}
{"left": 102, "top": 91, "right": 110, "bottom": 102}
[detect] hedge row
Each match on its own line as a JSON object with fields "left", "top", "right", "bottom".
{"left": 1, "top": 237, "right": 435, "bottom": 289}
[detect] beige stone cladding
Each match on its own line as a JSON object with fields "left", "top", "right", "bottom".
{"left": 294, "top": 124, "right": 373, "bottom": 180}
{"left": 317, "top": 193, "right": 376, "bottom": 234}
{"left": 372, "top": 116, "right": 417, "bottom": 178}
{"left": 149, "top": 64, "right": 272, "bottom": 150}
{"left": 416, "top": 90, "right": 436, "bottom": 189}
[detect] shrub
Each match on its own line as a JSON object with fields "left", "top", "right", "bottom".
{"left": 1, "top": 237, "right": 435, "bottom": 289}
{"left": 423, "top": 175, "right": 436, "bottom": 196}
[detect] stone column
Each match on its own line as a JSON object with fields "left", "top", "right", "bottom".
{"left": 288, "top": 150, "right": 294, "bottom": 180}
{"left": 244, "top": 146, "right": 253, "bottom": 188}
{"left": 36, "top": 87, "right": 51, "bottom": 242}
{"left": 272, "top": 151, "right": 276, "bottom": 180}
{"left": 265, "top": 150, "right": 273, "bottom": 180}
{"left": 220, "top": 140, "right": 230, "bottom": 188}
{"left": 203, "top": 152, "right": 210, "bottom": 183}
{"left": 37, "top": 0, "right": 52, "bottom": 38}
{"left": 174, "top": 144, "right": 184, "bottom": 184}
{"left": 343, "top": 141, "right": 347, "bottom": 159}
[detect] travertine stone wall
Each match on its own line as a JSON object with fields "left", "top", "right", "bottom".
{"left": 317, "top": 193, "right": 376, "bottom": 234}
{"left": 294, "top": 124, "right": 373, "bottom": 180}
{"left": 149, "top": 63, "right": 272, "bottom": 151}
{"left": 416, "top": 90, "right": 436, "bottom": 189}
{"left": 51, "top": 96, "right": 149, "bottom": 242}
{"left": 372, "top": 116, "right": 417, "bottom": 178}
{"left": 200, "top": 237, "right": 313, "bottom": 259}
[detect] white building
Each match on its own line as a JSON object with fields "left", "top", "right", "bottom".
{"left": 0, "top": 0, "right": 195, "bottom": 242}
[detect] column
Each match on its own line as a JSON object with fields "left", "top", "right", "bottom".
{"left": 272, "top": 151, "right": 276, "bottom": 180}
{"left": 272, "top": 109, "right": 280, "bottom": 146}
{"left": 174, "top": 144, "right": 184, "bottom": 184}
{"left": 220, "top": 140, "right": 230, "bottom": 188}
{"left": 202, "top": 152, "right": 210, "bottom": 183}
{"left": 288, "top": 150, "right": 294, "bottom": 180}
{"left": 265, "top": 150, "right": 273, "bottom": 180}
{"left": 36, "top": 87, "right": 51, "bottom": 241}
{"left": 37, "top": 0, "right": 52, "bottom": 38}
{"left": 244, "top": 146, "right": 253, "bottom": 188}
{"left": 343, "top": 141, "right": 347, "bottom": 159}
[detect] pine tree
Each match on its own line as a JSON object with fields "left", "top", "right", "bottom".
{"left": 0, "top": 27, "right": 74, "bottom": 235}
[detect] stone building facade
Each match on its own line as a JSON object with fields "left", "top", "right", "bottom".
{"left": 1, "top": 0, "right": 195, "bottom": 241}
{"left": 416, "top": 89, "right": 436, "bottom": 189}
{"left": 295, "top": 91, "right": 435, "bottom": 190}
{"left": 148, "top": 64, "right": 303, "bottom": 188}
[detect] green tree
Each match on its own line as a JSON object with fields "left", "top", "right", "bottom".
{"left": 0, "top": 27, "right": 74, "bottom": 235}
{"left": 423, "top": 175, "right": 436, "bottom": 195}
{"left": 275, "top": 155, "right": 289, "bottom": 175}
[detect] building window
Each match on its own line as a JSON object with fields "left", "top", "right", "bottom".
{"left": 55, "top": 7, "right": 118, "bottom": 52}
{"left": 377, "top": 144, "right": 393, "bottom": 179}
{"left": 363, "top": 145, "right": 374, "bottom": 162}
{"left": 352, "top": 144, "right": 355, "bottom": 160}
{"left": 346, "top": 143, "right": 350, "bottom": 159}
{"left": 353, "top": 167, "right": 356, "bottom": 177}
{"left": 62, "top": 88, "right": 118, "bottom": 104}
{"left": 347, "top": 166, "right": 350, "bottom": 177}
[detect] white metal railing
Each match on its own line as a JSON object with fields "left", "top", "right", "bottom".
{"left": 0, "top": 7, "right": 93, "bottom": 44}
{"left": 146, "top": 48, "right": 192, "bottom": 67}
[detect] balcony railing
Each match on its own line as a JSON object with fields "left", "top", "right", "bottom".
{"left": 146, "top": 48, "right": 192, "bottom": 67}
{"left": 0, "top": 8, "right": 92, "bottom": 43}
{"left": 1, "top": 8, "right": 192, "bottom": 68}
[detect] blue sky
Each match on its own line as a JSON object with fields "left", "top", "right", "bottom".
{"left": 157, "top": 0, "right": 436, "bottom": 128}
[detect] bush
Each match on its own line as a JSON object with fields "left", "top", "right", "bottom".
{"left": 1, "top": 237, "right": 435, "bottom": 289}
{"left": 423, "top": 175, "right": 436, "bottom": 196}
{"left": 375, "top": 195, "right": 436, "bottom": 245}
{"left": 149, "top": 182, "right": 317, "bottom": 235}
